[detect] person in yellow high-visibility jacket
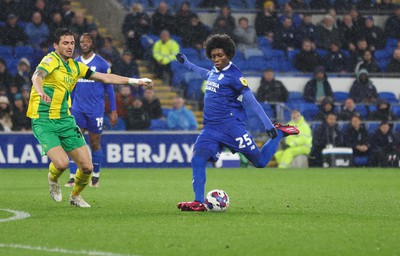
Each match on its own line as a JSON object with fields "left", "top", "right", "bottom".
{"left": 152, "top": 30, "right": 180, "bottom": 85}
{"left": 274, "top": 110, "right": 312, "bottom": 168}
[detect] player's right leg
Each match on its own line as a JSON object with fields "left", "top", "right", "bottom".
{"left": 47, "top": 147, "right": 70, "bottom": 202}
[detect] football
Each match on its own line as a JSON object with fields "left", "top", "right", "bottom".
{"left": 205, "top": 189, "right": 230, "bottom": 212}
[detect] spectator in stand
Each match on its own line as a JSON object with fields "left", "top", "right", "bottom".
{"left": 175, "top": 1, "right": 195, "bottom": 38}
{"left": 211, "top": 16, "right": 234, "bottom": 39}
{"left": 0, "top": 13, "right": 27, "bottom": 46}
{"left": 167, "top": 94, "right": 198, "bottom": 131}
{"left": 31, "top": 41, "right": 49, "bottom": 69}
{"left": 125, "top": 98, "right": 150, "bottom": 131}
{"left": 182, "top": 14, "right": 210, "bottom": 50}
{"left": 359, "top": 16, "right": 386, "bottom": 51}
{"left": 0, "top": 0, "right": 20, "bottom": 22}
{"left": 370, "top": 121, "right": 400, "bottom": 167}
{"left": 87, "top": 24, "right": 104, "bottom": 51}
{"left": 327, "top": 8, "right": 339, "bottom": 28}
{"left": 379, "top": 0, "right": 395, "bottom": 10}
{"left": 278, "top": 3, "right": 302, "bottom": 28}
{"left": 349, "top": 69, "right": 378, "bottom": 104}
{"left": 355, "top": 50, "right": 381, "bottom": 74}
{"left": 343, "top": 115, "right": 370, "bottom": 166}
{"left": 61, "top": 0, "right": 75, "bottom": 26}
{"left": 21, "top": 85, "right": 30, "bottom": 107}
{"left": 31, "top": 0, "right": 52, "bottom": 24}
{"left": 122, "top": 3, "right": 151, "bottom": 60}
{"left": 356, "top": 0, "right": 376, "bottom": 10}
{"left": 348, "top": 38, "right": 370, "bottom": 72}
{"left": 338, "top": 14, "right": 358, "bottom": 51}
{"left": 273, "top": 17, "right": 299, "bottom": 51}
{"left": 24, "top": 11, "right": 49, "bottom": 49}
{"left": 309, "top": 0, "right": 330, "bottom": 10}
{"left": 200, "top": 0, "right": 228, "bottom": 8}
{"left": 113, "top": 50, "right": 139, "bottom": 79}
{"left": 289, "top": 0, "right": 307, "bottom": 10}
{"left": 0, "top": 95, "right": 12, "bottom": 131}
{"left": 303, "top": 66, "right": 333, "bottom": 103}
{"left": 214, "top": 6, "right": 236, "bottom": 32}
{"left": 151, "top": 1, "right": 176, "bottom": 35}
{"left": 0, "top": 58, "right": 13, "bottom": 90}
{"left": 233, "top": 17, "right": 258, "bottom": 52}
{"left": 70, "top": 11, "right": 89, "bottom": 38}
{"left": 274, "top": 110, "right": 312, "bottom": 168}
{"left": 323, "top": 41, "right": 348, "bottom": 73}
{"left": 315, "top": 96, "right": 336, "bottom": 121}
{"left": 350, "top": 6, "right": 366, "bottom": 32}
{"left": 255, "top": 0, "right": 279, "bottom": 10}
{"left": 386, "top": 49, "right": 400, "bottom": 73}
{"left": 309, "top": 113, "right": 342, "bottom": 167}
{"left": 142, "top": 88, "right": 163, "bottom": 119}
{"left": 295, "top": 39, "right": 321, "bottom": 73}
{"left": 115, "top": 85, "right": 134, "bottom": 120}
{"left": 13, "top": 58, "right": 32, "bottom": 89}
{"left": 256, "top": 69, "right": 288, "bottom": 103}
{"left": 316, "top": 14, "right": 340, "bottom": 50}
{"left": 337, "top": 98, "right": 360, "bottom": 121}
{"left": 11, "top": 93, "right": 30, "bottom": 131}
{"left": 152, "top": 30, "right": 179, "bottom": 86}
{"left": 48, "top": 12, "right": 65, "bottom": 42}
{"left": 255, "top": 1, "right": 278, "bottom": 36}
{"left": 368, "top": 98, "right": 398, "bottom": 121}
{"left": 299, "top": 14, "right": 318, "bottom": 45}
{"left": 99, "top": 37, "right": 122, "bottom": 65}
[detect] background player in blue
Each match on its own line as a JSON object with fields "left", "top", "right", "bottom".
{"left": 65, "top": 33, "right": 117, "bottom": 188}
{"left": 176, "top": 34, "right": 300, "bottom": 211}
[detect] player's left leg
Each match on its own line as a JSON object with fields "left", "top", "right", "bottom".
{"left": 88, "top": 132, "right": 102, "bottom": 187}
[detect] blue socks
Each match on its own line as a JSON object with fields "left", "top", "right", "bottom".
{"left": 259, "top": 130, "right": 284, "bottom": 167}
{"left": 191, "top": 149, "right": 212, "bottom": 203}
{"left": 92, "top": 149, "right": 102, "bottom": 178}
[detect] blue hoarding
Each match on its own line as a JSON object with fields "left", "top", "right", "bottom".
{"left": 0, "top": 132, "right": 199, "bottom": 168}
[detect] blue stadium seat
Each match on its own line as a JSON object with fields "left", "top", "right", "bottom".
{"left": 104, "top": 117, "right": 126, "bottom": 131}
{"left": 379, "top": 92, "right": 398, "bottom": 103}
{"left": 298, "top": 103, "right": 319, "bottom": 120}
{"left": 171, "top": 34, "right": 183, "bottom": 47}
{"left": 338, "top": 122, "right": 349, "bottom": 133}
{"left": 0, "top": 46, "right": 13, "bottom": 56}
{"left": 287, "top": 49, "right": 300, "bottom": 65}
{"left": 391, "top": 105, "right": 400, "bottom": 118}
{"left": 150, "top": 119, "right": 168, "bottom": 130}
{"left": 15, "top": 46, "right": 34, "bottom": 57}
{"left": 162, "top": 108, "right": 172, "bottom": 117}
{"left": 229, "top": 0, "right": 247, "bottom": 8}
{"left": 333, "top": 91, "right": 349, "bottom": 102}
{"left": 287, "top": 91, "right": 305, "bottom": 103}
{"left": 261, "top": 48, "right": 286, "bottom": 60}
{"left": 316, "top": 49, "right": 328, "bottom": 56}
{"left": 310, "top": 121, "right": 322, "bottom": 131}
{"left": 260, "top": 102, "right": 275, "bottom": 118}
{"left": 243, "top": 48, "right": 264, "bottom": 60}
{"left": 385, "top": 38, "right": 398, "bottom": 51}
{"left": 258, "top": 37, "right": 272, "bottom": 49}
{"left": 354, "top": 105, "right": 368, "bottom": 119}
{"left": 365, "top": 121, "right": 380, "bottom": 135}
{"left": 140, "top": 34, "right": 159, "bottom": 49}
{"left": 374, "top": 49, "right": 390, "bottom": 60}
{"left": 241, "top": 58, "right": 268, "bottom": 72}
{"left": 186, "top": 78, "right": 204, "bottom": 100}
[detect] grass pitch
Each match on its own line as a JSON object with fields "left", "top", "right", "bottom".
{"left": 0, "top": 168, "right": 400, "bottom": 256}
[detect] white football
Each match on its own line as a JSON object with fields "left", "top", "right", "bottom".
{"left": 205, "top": 189, "right": 230, "bottom": 212}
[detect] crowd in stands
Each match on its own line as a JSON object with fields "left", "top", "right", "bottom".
{"left": 1, "top": 0, "right": 400, "bottom": 166}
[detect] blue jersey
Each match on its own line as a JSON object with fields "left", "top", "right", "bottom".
{"left": 203, "top": 62, "right": 250, "bottom": 125}
{"left": 72, "top": 54, "right": 115, "bottom": 115}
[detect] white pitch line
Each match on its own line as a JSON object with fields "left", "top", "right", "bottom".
{"left": 0, "top": 243, "right": 140, "bottom": 256}
{"left": 0, "top": 209, "right": 31, "bottom": 222}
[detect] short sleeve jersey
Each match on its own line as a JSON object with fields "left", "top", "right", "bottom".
{"left": 203, "top": 62, "right": 250, "bottom": 125}
{"left": 27, "top": 52, "right": 91, "bottom": 119}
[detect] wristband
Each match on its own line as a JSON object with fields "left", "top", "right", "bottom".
{"left": 128, "top": 78, "right": 139, "bottom": 85}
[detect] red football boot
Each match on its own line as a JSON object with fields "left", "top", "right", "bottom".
{"left": 177, "top": 201, "right": 207, "bottom": 211}
{"left": 274, "top": 123, "right": 300, "bottom": 137}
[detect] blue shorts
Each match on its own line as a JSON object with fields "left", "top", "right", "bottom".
{"left": 71, "top": 108, "right": 104, "bottom": 134}
{"left": 194, "top": 121, "right": 261, "bottom": 163}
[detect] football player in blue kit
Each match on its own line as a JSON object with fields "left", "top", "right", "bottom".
{"left": 176, "top": 34, "right": 300, "bottom": 211}
{"left": 65, "top": 33, "right": 117, "bottom": 188}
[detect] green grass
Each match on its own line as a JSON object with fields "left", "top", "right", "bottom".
{"left": 0, "top": 168, "right": 400, "bottom": 256}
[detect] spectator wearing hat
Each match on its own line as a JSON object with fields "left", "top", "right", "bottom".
{"left": 359, "top": 16, "right": 386, "bottom": 51}
{"left": 323, "top": 41, "right": 348, "bottom": 73}
{"left": 0, "top": 95, "right": 12, "bottom": 131}
{"left": 355, "top": 50, "right": 381, "bottom": 74}
{"left": 315, "top": 96, "right": 336, "bottom": 121}
{"left": 386, "top": 49, "right": 400, "bottom": 73}
{"left": 0, "top": 58, "right": 13, "bottom": 90}
{"left": 316, "top": 14, "right": 340, "bottom": 50}
{"left": 24, "top": 11, "right": 49, "bottom": 49}
{"left": 0, "top": 13, "right": 27, "bottom": 46}
{"left": 303, "top": 66, "right": 333, "bottom": 103}
{"left": 349, "top": 69, "right": 378, "bottom": 104}
{"left": 294, "top": 39, "right": 321, "bottom": 73}
{"left": 11, "top": 93, "right": 31, "bottom": 131}
{"left": 255, "top": 1, "right": 279, "bottom": 37}
{"left": 368, "top": 98, "right": 397, "bottom": 122}
{"left": 385, "top": 5, "right": 400, "bottom": 39}
{"left": 13, "top": 58, "right": 32, "bottom": 89}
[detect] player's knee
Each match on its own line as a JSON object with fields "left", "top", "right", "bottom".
{"left": 52, "top": 158, "right": 70, "bottom": 171}
{"left": 80, "top": 162, "right": 93, "bottom": 174}
{"left": 90, "top": 141, "right": 101, "bottom": 151}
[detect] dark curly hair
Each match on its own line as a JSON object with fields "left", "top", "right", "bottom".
{"left": 53, "top": 28, "right": 74, "bottom": 44}
{"left": 204, "top": 34, "right": 236, "bottom": 60}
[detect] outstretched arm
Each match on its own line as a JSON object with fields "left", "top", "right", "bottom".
{"left": 176, "top": 53, "right": 209, "bottom": 80}
{"left": 242, "top": 89, "right": 276, "bottom": 138}
{"left": 90, "top": 72, "right": 153, "bottom": 88}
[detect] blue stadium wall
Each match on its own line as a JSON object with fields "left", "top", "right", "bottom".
{"left": 0, "top": 132, "right": 199, "bottom": 168}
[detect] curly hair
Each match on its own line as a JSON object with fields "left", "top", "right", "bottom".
{"left": 204, "top": 34, "right": 236, "bottom": 60}
{"left": 53, "top": 28, "right": 74, "bottom": 44}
